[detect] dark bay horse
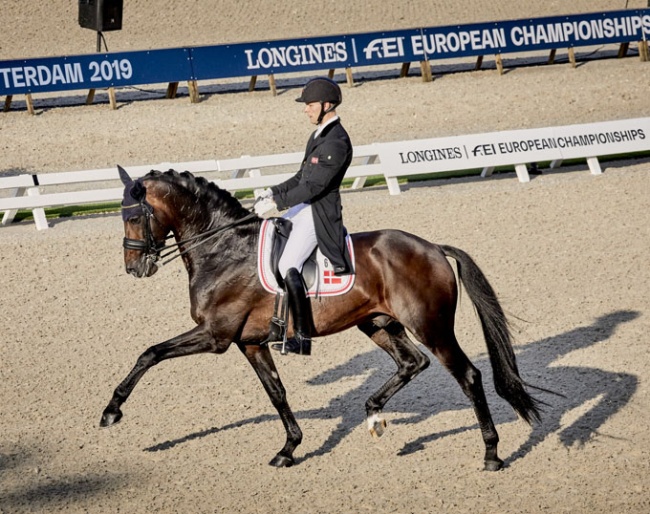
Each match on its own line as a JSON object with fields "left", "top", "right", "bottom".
{"left": 100, "top": 167, "right": 543, "bottom": 470}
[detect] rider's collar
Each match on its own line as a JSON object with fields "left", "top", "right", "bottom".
{"left": 314, "top": 115, "right": 339, "bottom": 138}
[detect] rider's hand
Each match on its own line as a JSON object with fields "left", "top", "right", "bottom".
{"left": 254, "top": 188, "right": 273, "bottom": 200}
{"left": 254, "top": 197, "right": 276, "bottom": 216}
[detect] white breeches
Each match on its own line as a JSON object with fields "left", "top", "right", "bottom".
{"left": 278, "top": 203, "right": 317, "bottom": 278}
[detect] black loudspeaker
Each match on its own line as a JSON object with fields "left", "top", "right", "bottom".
{"left": 78, "top": 0, "right": 123, "bottom": 32}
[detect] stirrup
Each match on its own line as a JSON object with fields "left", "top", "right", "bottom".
{"left": 271, "top": 335, "right": 312, "bottom": 356}
{"left": 265, "top": 318, "right": 285, "bottom": 343}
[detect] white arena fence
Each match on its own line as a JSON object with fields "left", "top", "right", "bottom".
{"left": 1, "top": 117, "right": 648, "bottom": 230}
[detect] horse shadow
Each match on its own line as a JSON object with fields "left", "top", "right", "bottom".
{"left": 145, "top": 309, "right": 639, "bottom": 467}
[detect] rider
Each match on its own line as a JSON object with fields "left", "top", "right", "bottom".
{"left": 255, "top": 77, "right": 354, "bottom": 356}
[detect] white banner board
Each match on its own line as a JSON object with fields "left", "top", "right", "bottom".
{"left": 379, "top": 118, "right": 650, "bottom": 178}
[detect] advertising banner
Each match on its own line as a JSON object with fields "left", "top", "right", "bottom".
{"left": 191, "top": 9, "right": 650, "bottom": 77}
{"left": 377, "top": 118, "right": 650, "bottom": 176}
{"left": 0, "top": 48, "right": 192, "bottom": 96}
{"left": 1, "top": 10, "right": 648, "bottom": 97}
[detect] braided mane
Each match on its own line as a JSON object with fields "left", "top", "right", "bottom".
{"left": 145, "top": 169, "right": 251, "bottom": 220}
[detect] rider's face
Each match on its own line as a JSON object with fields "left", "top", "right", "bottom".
{"left": 304, "top": 101, "right": 332, "bottom": 125}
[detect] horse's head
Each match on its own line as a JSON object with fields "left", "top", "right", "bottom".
{"left": 118, "top": 165, "right": 171, "bottom": 278}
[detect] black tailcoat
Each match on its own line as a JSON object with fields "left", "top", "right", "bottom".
{"left": 271, "top": 119, "right": 354, "bottom": 273}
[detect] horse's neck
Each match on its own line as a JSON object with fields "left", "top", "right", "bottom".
{"left": 173, "top": 212, "right": 255, "bottom": 273}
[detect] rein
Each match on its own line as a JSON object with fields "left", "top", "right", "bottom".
{"left": 123, "top": 199, "right": 258, "bottom": 267}
{"left": 160, "top": 211, "right": 258, "bottom": 265}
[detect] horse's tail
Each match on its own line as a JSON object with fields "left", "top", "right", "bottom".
{"left": 440, "top": 244, "right": 542, "bottom": 425}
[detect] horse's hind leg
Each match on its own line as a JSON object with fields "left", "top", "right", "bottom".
{"left": 358, "top": 316, "right": 430, "bottom": 438}
{"left": 429, "top": 331, "right": 503, "bottom": 471}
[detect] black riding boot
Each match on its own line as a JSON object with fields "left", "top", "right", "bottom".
{"left": 271, "top": 268, "right": 313, "bottom": 356}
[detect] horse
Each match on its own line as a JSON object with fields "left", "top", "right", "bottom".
{"left": 100, "top": 166, "right": 544, "bottom": 471}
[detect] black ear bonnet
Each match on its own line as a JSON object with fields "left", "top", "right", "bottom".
{"left": 118, "top": 165, "right": 151, "bottom": 222}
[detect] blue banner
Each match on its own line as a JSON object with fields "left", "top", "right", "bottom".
{"left": 417, "top": 10, "right": 650, "bottom": 58}
{"left": 191, "top": 9, "right": 650, "bottom": 76}
{"left": 1, "top": 9, "right": 648, "bottom": 97}
{"left": 0, "top": 48, "right": 192, "bottom": 95}
{"left": 190, "top": 35, "right": 357, "bottom": 79}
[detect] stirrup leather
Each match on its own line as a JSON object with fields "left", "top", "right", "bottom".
{"left": 263, "top": 291, "right": 288, "bottom": 344}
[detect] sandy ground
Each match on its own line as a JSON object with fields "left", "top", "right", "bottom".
{"left": 2, "top": 2, "right": 650, "bottom": 513}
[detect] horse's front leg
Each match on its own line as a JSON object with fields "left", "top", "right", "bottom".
{"left": 100, "top": 324, "right": 220, "bottom": 428}
{"left": 239, "top": 343, "right": 302, "bottom": 467}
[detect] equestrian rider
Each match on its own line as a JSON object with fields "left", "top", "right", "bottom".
{"left": 254, "top": 77, "right": 354, "bottom": 356}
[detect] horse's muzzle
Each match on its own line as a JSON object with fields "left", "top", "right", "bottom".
{"left": 126, "top": 257, "right": 159, "bottom": 278}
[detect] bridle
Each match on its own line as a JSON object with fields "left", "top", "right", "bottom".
{"left": 122, "top": 199, "right": 166, "bottom": 260}
{"left": 122, "top": 196, "right": 257, "bottom": 268}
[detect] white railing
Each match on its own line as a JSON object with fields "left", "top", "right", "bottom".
{"left": 2, "top": 118, "right": 648, "bottom": 230}
{"left": 0, "top": 145, "right": 382, "bottom": 230}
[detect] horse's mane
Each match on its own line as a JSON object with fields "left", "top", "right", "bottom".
{"left": 145, "top": 169, "right": 251, "bottom": 220}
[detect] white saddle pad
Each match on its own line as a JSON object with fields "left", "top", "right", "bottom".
{"left": 256, "top": 219, "right": 355, "bottom": 297}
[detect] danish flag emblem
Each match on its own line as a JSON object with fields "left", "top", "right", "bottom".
{"left": 323, "top": 269, "right": 342, "bottom": 285}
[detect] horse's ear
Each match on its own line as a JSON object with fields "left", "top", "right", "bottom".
{"left": 117, "top": 165, "right": 132, "bottom": 186}
{"left": 130, "top": 180, "right": 146, "bottom": 201}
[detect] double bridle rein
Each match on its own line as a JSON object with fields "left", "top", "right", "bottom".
{"left": 122, "top": 197, "right": 257, "bottom": 267}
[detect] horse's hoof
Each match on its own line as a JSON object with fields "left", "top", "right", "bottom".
{"left": 99, "top": 408, "right": 123, "bottom": 428}
{"left": 269, "top": 454, "right": 294, "bottom": 468}
{"left": 367, "top": 413, "right": 387, "bottom": 439}
{"left": 483, "top": 458, "right": 504, "bottom": 472}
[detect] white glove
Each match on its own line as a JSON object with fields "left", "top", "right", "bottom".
{"left": 254, "top": 197, "right": 276, "bottom": 216}
{"left": 254, "top": 188, "right": 273, "bottom": 200}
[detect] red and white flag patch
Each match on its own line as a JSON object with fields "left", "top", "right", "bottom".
{"left": 323, "top": 270, "right": 343, "bottom": 285}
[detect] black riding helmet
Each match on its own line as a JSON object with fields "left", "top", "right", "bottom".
{"left": 296, "top": 77, "right": 342, "bottom": 124}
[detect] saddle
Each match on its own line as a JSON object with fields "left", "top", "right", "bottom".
{"left": 269, "top": 218, "right": 318, "bottom": 290}
{"left": 257, "top": 218, "right": 355, "bottom": 297}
